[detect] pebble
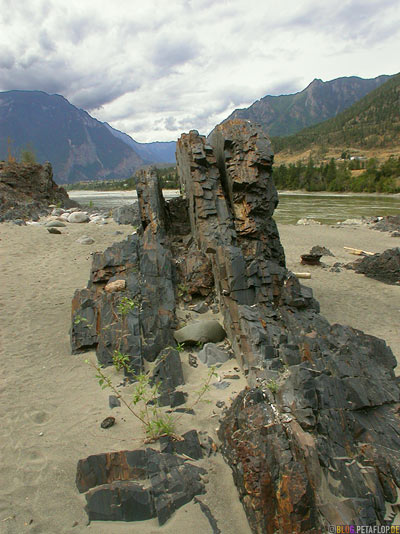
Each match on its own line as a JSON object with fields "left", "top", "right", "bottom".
{"left": 76, "top": 236, "right": 95, "bottom": 245}
{"left": 47, "top": 227, "right": 62, "bottom": 234}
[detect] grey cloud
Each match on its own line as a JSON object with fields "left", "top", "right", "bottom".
{"left": 151, "top": 35, "right": 201, "bottom": 70}
{"left": 39, "top": 30, "right": 56, "bottom": 53}
{"left": 0, "top": 48, "right": 16, "bottom": 70}
{"left": 72, "top": 78, "right": 142, "bottom": 111}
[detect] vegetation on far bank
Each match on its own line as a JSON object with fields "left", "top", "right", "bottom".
{"left": 272, "top": 155, "right": 400, "bottom": 193}
{"left": 271, "top": 73, "right": 400, "bottom": 156}
{"left": 64, "top": 166, "right": 179, "bottom": 191}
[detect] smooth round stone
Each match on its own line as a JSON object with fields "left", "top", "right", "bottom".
{"left": 174, "top": 320, "right": 226, "bottom": 345}
{"left": 76, "top": 235, "right": 95, "bottom": 244}
{"left": 45, "top": 220, "right": 66, "bottom": 228}
{"left": 47, "top": 227, "right": 62, "bottom": 234}
{"left": 68, "top": 212, "right": 89, "bottom": 223}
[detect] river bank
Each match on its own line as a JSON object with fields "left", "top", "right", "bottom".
{"left": 68, "top": 190, "right": 400, "bottom": 225}
{"left": 0, "top": 217, "right": 399, "bottom": 532}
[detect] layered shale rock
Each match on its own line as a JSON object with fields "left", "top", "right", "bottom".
{"left": 349, "top": 247, "right": 400, "bottom": 285}
{"left": 0, "top": 161, "right": 75, "bottom": 221}
{"left": 76, "top": 447, "right": 206, "bottom": 524}
{"left": 176, "top": 120, "right": 400, "bottom": 532}
{"left": 72, "top": 120, "right": 400, "bottom": 531}
{"left": 71, "top": 168, "right": 176, "bottom": 375}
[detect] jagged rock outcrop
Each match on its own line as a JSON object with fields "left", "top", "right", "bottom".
{"left": 71, "top": 120, "right": 400, "bottom": 531}
{"left": 71, "top": 167, "right": 176, "bottom": 374}
{"left": 176, "top": 120, "right": 400, "bottom": 532}
{"left": 0, "top": 161, "right": 75, "bottom": 221}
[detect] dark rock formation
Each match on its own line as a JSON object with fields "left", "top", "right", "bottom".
{"left": 0, "top": 161, "right": 75, "bottom": 221}
{"left": 76, "top": 447, "right": 206, "bottom": 524}
{"left": 72, "top": 119, "right": 400, "bottom": 531}
{"left": 112, "top": 202, "right": 140, "bottom": 226}
{"left": 71, "top": 168, "right": 177, "bottom": 374}
{"left": 371, "top": 215, "right": 400, "bottom": 233}
{"left": 349, "top": 247, "right": 400, "bottom": 285}
{"left": 176, "top": 120, "right": 400, "bottom": 532}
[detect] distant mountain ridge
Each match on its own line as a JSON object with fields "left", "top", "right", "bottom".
{"left": 272, "top": 72, "right": 400, "bottom": 156}
{"left": 225, "top": 75, "right": 391, "bottom": 137}
{"left": 104, "top": 123, "right": 176, "bottom": 164}
{"left": 0, "top": 90, "right": 176, "bottom": 184}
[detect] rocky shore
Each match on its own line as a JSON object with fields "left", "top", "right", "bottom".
{"left": 0, "top": 121, "right": 399, "bottom": 533}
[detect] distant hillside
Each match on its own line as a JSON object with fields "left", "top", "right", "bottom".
{"left": 225, "top": 75, "right": 391, "bottom": 137}
{"left": 0, "top": 91, "right": 175, "bottom": 184}
{"left": 104, "top": 123, "right": 176, "bottom": 164}
{"left": 272, "top": 72, "right": 400, "bottom": 158}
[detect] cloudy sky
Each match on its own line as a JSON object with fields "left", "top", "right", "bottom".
{"left": 0, "top": 0, "right": 399, "bottom": 142}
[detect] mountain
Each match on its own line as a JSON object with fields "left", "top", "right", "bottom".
{"left": 0, "top": 90, "right": 175, "bottom": 184}
{"left": 225, "top": 75, "right": 391, "bottom": 137}
{"left": 104, "top": 123, "right": 176, "bottom": 164}
{"left": 271, "top": 72, "right": 400, "bottom": 157}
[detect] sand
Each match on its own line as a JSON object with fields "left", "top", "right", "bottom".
{"left": 0, "top": 217, "right": 399, "bottom": 533}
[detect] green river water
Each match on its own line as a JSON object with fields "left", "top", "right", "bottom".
{"left": 69, "top": 190, "right": 400, "bottom": 225}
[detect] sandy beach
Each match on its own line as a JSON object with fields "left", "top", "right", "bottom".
{"left": 0, "top": 217, "right": 399, "bottom": 533}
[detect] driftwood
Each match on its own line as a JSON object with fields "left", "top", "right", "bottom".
{"left": 344, "top": 246, "right": 375, "bottom": 256}
{"left": 293, "top": 272, "right": 311, "bottom": 279}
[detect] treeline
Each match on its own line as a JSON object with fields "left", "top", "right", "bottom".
{"left": 273, "top": 156, "right": 400, "bottom": 193}
{"left": 65, "top": 166, "right": 179, "bottom": 190}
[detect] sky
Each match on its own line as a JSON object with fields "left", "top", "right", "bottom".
{"left": 0, "top": 0, "right": 399, "bottom": 143}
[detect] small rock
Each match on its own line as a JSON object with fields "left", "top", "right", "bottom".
{"left": 45, "top": 220, "right": 66, "bottom": 228}
{"left": 188, "top": 354, "right": 198, "bottom": 368}
{"left": 216, "top": 400, "right": 225, "bottom": 408}
{"left": 213, "top": 381, "right": 230, "bottom": 390}
{"left": 47, "top": 227, "right": 62, "bottom": 234}
{"left": 198, "top": 343, "right": 230, "bottom": 366}
{"left": 104, "top": 279, "right": 126, "bottom": 292}
{"left": 100, "top": 416, "right": 115, "bottom": 429}
{"left": 309, "top": 245, "right": 334, "bottom": 257}
{"left": 223, "top": 374, "right": 240, "bottom": 380}
{"left": 68, "top": 212, "right": 89, "bottom": 223}
{"left": 76, "top": 236, "right": 95, "bottom": 245}
{"left": 296, "top": 218, "right": 321, "bottom": 225}
{"left": 191, "top": 302, "right": 209, "bottom": 314}
{"left": 109, "top": 395, "right": 121, "bottom": 409}
{"left": 51, "top": 208, "right": 65, "bottom": 216}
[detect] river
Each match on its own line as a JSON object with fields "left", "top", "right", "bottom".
{"left": 69, "top": 190, "right": 400, "bottom": 225}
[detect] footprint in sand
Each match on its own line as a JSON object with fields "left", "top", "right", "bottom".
{"left": 30, "top": 411, "right": 50, "bottom": 425}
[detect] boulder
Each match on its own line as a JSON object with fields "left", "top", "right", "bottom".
{"left": 174, "top": 321, "right": 226, "bottom": 345}
{"left": 68, "top": 211, "right": 89, "bottom": 223}
{"left": 351, "top": 247, "right": 400, "bottom": 285}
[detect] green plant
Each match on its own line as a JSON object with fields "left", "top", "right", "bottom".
{"left": 20, "top": 145, "right": 36, "bottom": 164}
{"left": 86, "top": 352, "right": 218, "bottom": 442}
{"left": 74, "top": 314, "right": 89, "bottom": 326}
{"left": 175, "top": 342, "right": 185, "bottom": 353}
{"left": 177, "top": 283, "right": 189, "bottom": 298}
{"left": 117, "top": 296, "right": 139, "bottom": 316}
{"left": 266, "top": 379, "right": 279, "bottom": 394}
